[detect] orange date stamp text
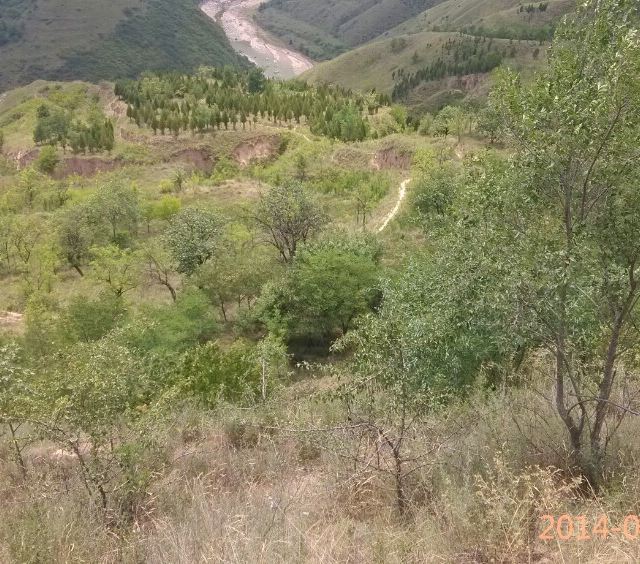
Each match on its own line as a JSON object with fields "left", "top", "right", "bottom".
{"left": 540, "top": 514, "right": 640, "bottom": 541}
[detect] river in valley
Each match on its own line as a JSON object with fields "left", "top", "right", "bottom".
{"left": 200, "top": 0, "right": 314, "bottom": 79}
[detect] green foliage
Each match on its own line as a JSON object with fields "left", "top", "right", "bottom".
{"left": 86, "top": 178, "right": 140, "bottom": 242}
{"left": 124, "top": 288, "right": 218, "bottom": 353}
{"left": 56, "top": 204, "right": 93, "bottom": 276}
{"left": 116, "top": 70, "right": 386, "bottom": 143}
{"left": 179, "top": 340, "right": 262, "bottom": 407}
{"left": 487, "top": 0, "right": 640, "bottom": 473}
{"left": 258, "top": 233, "right": 381, "bottom": 344}
{"left": 43, "top": 334, "right": 148, "bottom": 439}
{"left": 164, "top": 207, "right": 222, "bottom": 275}
{"left": 89, "top": 244, "right": 142, "bottom": 297}
{"left": 35, "top": 145, "right": 59, "bottom": 174}
{"left": 194, "top": 239, "right": 275, "bottom": 321}
{"left": 392, "top": 37, "right": 505, "bottom": 101}
{"left": 62, "top": 293, "right": 127, "bottom": 344}
{"left": 151, "top": 195, "right": 181, "bottom": 221}
{"left": 0, "top": 342, "right": 33, "bottom": 426}
{"left": 254, "top": 181, "right": 328, "bottom": 263}
{"left": 476, "top": 102, "right": 503, "bottom": 144}
{"left": 412, "top": 152, "right": 460, "bottom": 219}
{"left": 310, "top": 103, "right": 369, "bottom": 142}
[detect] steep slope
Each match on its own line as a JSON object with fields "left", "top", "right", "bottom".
{"left": 255, "top": 0, "right": 447, "bottom": 60}
{"left": 391, "top": 0, "right": 574, "bottom": 40}
{"left": 0, "top": 0, "right": 249, "bottom": 92}
{"left": 303, "top": 31, "right": 543, "bottom": 112}
{"left": 301, "top": 0, "right": 574, "bottom": 112}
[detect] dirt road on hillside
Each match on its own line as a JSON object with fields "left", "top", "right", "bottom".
{"left": 200, "top": 0, "right": 314, "bottom": 79}
{"left": 378, "top": 178, "right": 411, "bottom": 233}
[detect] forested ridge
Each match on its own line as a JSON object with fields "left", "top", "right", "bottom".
{"left": 115, "top": 68, "right": 390, "bottom": 142}
{"left": 1, "top": 0, "right": 640, "bottom": 562}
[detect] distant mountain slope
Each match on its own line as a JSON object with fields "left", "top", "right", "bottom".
{"left": 391, "top": 0, "right": 574, "bottom": 40}
{"left": 255, "top": 0, "right": 448, "bottom": 60}
{"left": 303, "top": 30, "right": 543, "bottom": 112}
{"left": 299, "top": 0, "right": 574, "bottom": 113}
{"left": 0, "top": 0, "right": 249, "bottom": 92}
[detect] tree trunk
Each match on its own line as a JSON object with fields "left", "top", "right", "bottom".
{"left": 8, "top": 423, "right": 27, "bottom": 479}
{"left": 590, "top": 310, "right": 625, "bottom": 471}
{"left": 164, "top": 282, "right": 177, "bottom": 302}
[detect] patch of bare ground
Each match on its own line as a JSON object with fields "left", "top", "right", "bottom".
{"left": 0, "top": 311, "right": 23, "bottom": 330}
{"left": 52, "top": 156, "right": 123, "bottom": 179}
{"left": 232, "top": 135, "right": 282, "bottom": 166}
{"left": 370, "top": 147, "right": 413, "bottom": 171}
{"left": 10, "top": 148, "right": 40, "bottom": 169}
{"left": 170, "top": 147, "right": 216, "bottom": 174}
{"left": 193, "top": 178, "right": 267, "bottom": 203}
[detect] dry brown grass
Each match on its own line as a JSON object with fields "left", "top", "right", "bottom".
{"left": 3, "top": 376, "right": 640, "bottom": 563}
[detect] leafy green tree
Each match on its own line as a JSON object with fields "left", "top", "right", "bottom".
{"left": 89, "top": 245, "right": 143, "bottom": 297}
{"left": 19, "top": 242, "right": 58, "bottom": 298}
{"left": 433, "top": 105, "right": 457, "bottom": 137}
{"left": 9, "top": 214, "right": 45, "bottom": 266}
{"left": 33, "top": 107, "right": 70, "bottom": 148}
{"left": 254, "top": 182, "right": 328, "bottom": 263}
{"left": 194, "top": 239, "right": 275, "bottom": 321}
{"left": 124, "top": 288, "right": 217, "bottom": 353}
{"left": 0, "top": 343, "right": 33, "bottom": 478}
{"left": 418, "top": 113, "right": 434, "bottom": 136}
{"left": 164, "top": 207, "right": 222, "bottom": 275}
{"left": 87, "top": 179, "right": 140, "bottom": 242}
{"left": 39, "top": 335, "right": 148, "bottom": 509}
{"left": 141, "top": 240, "right": 180, "bottom": 302}
{"left": 390, "top": 105, "right": 408, "bottom": 131}
{"left": 259, "top": 234, "right": 380, "bottom": 343}
{"left": 57, "top": 205, "right": 93, "bottom": 276}
{"left": 62, "top": 293, "right": 127, "bottom": 343}
{"left": 247, "top": 69, "right": 266, "bottom": 93}
{"left": 488, "top": 0, "right": 640, "bottom": 483}
{"left": 255, "top": 333, "right": 289, "bottom": 401}
{"left": 477, "top": 103, "right": 503, "bottom": 144}
{"left": 35, "top": 145, "right": 59, "bottom": 174}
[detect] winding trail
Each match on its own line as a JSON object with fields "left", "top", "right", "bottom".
{"left": 200, "top": 0, "right": 314, "bottom": 79}
{"left": 378, "top": 178, "right": 410, "bottom": 233}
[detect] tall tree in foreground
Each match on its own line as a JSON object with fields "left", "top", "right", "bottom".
{"left": 494, "top": 0, "right": 640, "bottom": 484}
{"left": 253, "top": 182, "right": 327, "bottom": 263}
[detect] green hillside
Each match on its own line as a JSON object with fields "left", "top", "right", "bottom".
{"left": 391, "top": 0, "right": 574, "bottom": 40}
{"left": 0, "top": 0, "right": 249, "bottom": 92}
{"left": 265, "top": 0, "right": 573, "bottom": 113}
{"left": 2, "top": 2, "right": 640, "bottom": 562}
{"left": 255, "top": 0, "right": 447, "bottom": 60}
{"left": 304, "top": 31, "right": 544, "bottom": 112}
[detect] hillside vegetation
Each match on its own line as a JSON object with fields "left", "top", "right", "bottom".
{"left": 304, "top": 31, "right": 543, "bottom": 112}
{"left": 2, "top": 1, "right": 640, "bottom": 562}
{"left": 0, "top": 0, "right": 248, "bottom": 92}
{"left": 256, "top": 0, "right": 447, "bottom": 60}
{"left": 392, "top": 0, "right": 574, "bottom": 40}
{"left": 292, "top": 0, "right": 572, "bottom": 112}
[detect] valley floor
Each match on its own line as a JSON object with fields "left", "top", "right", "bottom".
{"left": 200, "top": 0, "right": 314, "bottom": 78}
